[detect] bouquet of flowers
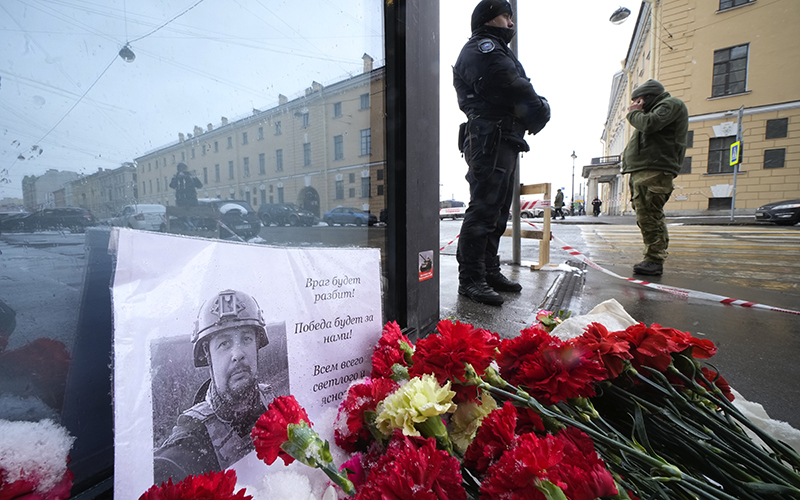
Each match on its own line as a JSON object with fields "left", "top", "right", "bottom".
{"left": 144, "top": 311, "right": 800, "bottom": 500}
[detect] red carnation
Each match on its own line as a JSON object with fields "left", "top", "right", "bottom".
{"left": 370, "top": 321, "right": 413, "bottom": 379}
{"left": 251, "top": 395, "right": 312, "bottom": 466}
{"left": 618, "top": 323, "right": 678, "bottom": 373}
{"left": 464, "top": 402, "right": 519, "bottom": 474}
{"left": 0, "top": 467, "right": 73, "bottom": 500}
{"left": 573, "top": 322, "right": 632, "bottom": 379}
{"left": 409, "top": 320, "right": 500, "bottom": 403}
{"left": 335, "top": 377, "right": 399, "bottom": 453}
{"left": 355, "top": 433, "right": 466, "bottom": 500}
{"left": 515, "top": 406, "right": 546, "bottom": 435}
{"left": 553, "top": 428, "right": 618, "bottom": 500}
{"left": 701, "top": 367, "right": 735, "bottom": 402}
{"left": 480, "top": 432, "right": 567, "bottom": 500}
{"left": 496, "top": 325, "right": 553, "bottom": 383}
{"left": 514, "top": 342, "right": 607, "bottom": 406}
{"left": 653, "top": 324, "right": 718, "bottom": 359}
{"left": 139, "top": 470, "right": 251, "bottom": 500}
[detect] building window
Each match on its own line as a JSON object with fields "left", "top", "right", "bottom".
{"left": 302, "top": 113, "right": 310, "bottom": 128}
{"left": 278, "top": 186, "right": 284, "bottom": 203}
{"left": 336, "top": 180, "right": 344, "bottom": 200}
{"left": 712, "top": 44, "right": 748, "bottom": 97}
{"left": 242, "top": 132, "right": 248, "bottom": 145}
{"left": 227, "top": 137, "right": 233, "bottom": 149}
{"left": 149, "top": 180, "right": 153, "bottom": 193}
{"left": 191, "top": 148, "right": 195, "bottom": 159}
{"left": 148, "top": 162, "right": 151, "bottom": 171}
{"left": 202, "top": 144, "right": 207, "bottom": 155}
{"left": 259, "top": 153, "right": 266, "bottom": 175}
{"left": 708, "top": 197, "right": 732, "bottom": 210}
{"left": 719, "top": 0, "right": 753, "bottom": 10}
{"left": 377, "top": 185, "right": 384, "bottom": 196}
{"left": 707, "top": 136, "right": 737, "bottom": 174}
{"left": 359, "top": 93, "right": 370, "bottom": 110}
{"left": 228, "top": 161, "right": 234, "bottom": 179}
{"left": 276, "top": 149, "right": 283, "bottom": 171}
{"left": 333, "top": 102, "right": 342, "bottom": 117}
{"left": 334, "top": 135, "right": 344, "bottom": 160}
{"left": 377, "top": 169, "right": 384, "bottom": 181}
{"left": 361, "top": 177, "right": 370, "bottom": 198}
{"left": 303, "top": 143, "right": 311, "bottom": 167}
{"left": 214, "top": 141, "right": 219, "bottom": 152}
{"left": 215, "top": 164, "right": 220, "bottom": 182}
{"left": 766, "top": 118, "right": 788, "bottom": 139}
{"left": 360, "top": 128, "right": 371, "bottom": 156}
{"left": 245, "top": 191, "right": 251, "bottom": 204}
{"left": 142, "top": 181, "right": 146, "bottom": 194}
{"left": 258, "top": 127, "right": 264, "bottom": 140}
{"left": 349, "top": 173, "right": 355, "bottom": 183}
{"left": 764, "top": 148, "right": 786, "bottom": 169}
{"left": 181, "top": 151, "right": 185, "bottom": 161}
{"left": 156, "top": 178, "right": 160, "bottom": 192}
{"left": 679, "top": 157, "right": 692, "bottom": 175}
{"left": 260, "top": 190, "right": 266, "bottom": 204}
{"left": 275, "top": 121, "right": 282, "bottom": 135}
{"left": 686, "top": 131, "right": 694, "bottom": 149}
{"left": 203, "top": 167, "right": 208, "bottom": 184}
{"left": 349, "top": 188, "right": 355, "bottom": 198}
{"left": 243, "top": 157, "right": 250, "bottom": 177}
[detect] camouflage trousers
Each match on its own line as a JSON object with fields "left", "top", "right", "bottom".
{"left": 629, "top": 170, "right": 674, "bottom": 264}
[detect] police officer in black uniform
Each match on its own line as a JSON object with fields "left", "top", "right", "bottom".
{"left": 153, "top": 290, "right": 276, "bottom": 485}
{"left": 454, "top": 0, "right": 550, "bottom": 306}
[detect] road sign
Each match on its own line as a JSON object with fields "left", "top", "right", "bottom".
{"left": 730, "top": 141, "right": 741, "bottom": 166}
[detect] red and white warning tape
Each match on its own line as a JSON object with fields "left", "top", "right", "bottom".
{"left": 440, "top": 234, "right": 459, "bottom": 252}
{"left": 519, "top": 220, "right": 800, "bottom": 316}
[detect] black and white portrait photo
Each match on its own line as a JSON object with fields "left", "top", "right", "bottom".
{"left": 111, "top": 230, "right": 382, "bottom": 497}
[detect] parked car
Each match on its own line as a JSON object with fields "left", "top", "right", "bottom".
{"left": 165, "top": 199, "right": 262, "bottom": 239}
{"left": 439, "top": 200, "right": 467, "bottom": 220}
{"left": 0, "top": 207, "right": 96, "bottom": 232}
{"left": 755, "top": 198, "right": 800, "bottom": 226}
{"left": 258, "top": 203, "right": 317, "bottom": 227}
{"left": 323, "top": 206, "right": 378, "bottom": 226}
{"left": 109, "top": 204, "right": 166, "bottom": 231}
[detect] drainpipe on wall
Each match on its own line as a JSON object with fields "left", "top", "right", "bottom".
{"left": 643, "top": 0, "right": 657, "bottom": 80}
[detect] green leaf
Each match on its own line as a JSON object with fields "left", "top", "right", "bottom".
{"left": 535, "top": 480, "right": 569, "bottom": 500}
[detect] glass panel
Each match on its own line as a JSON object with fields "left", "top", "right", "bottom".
{"left": 714, "top": 49, "right": 730, "bottom": 64}
{"left": 731, "top": 44, "right": 749, "bottom": 59}
{"left": 0, "top": 0, "right": 386, "bottom": 492}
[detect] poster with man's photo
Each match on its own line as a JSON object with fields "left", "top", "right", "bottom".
{"left": 111, "top": 229, "right": 382, "bottom": 498}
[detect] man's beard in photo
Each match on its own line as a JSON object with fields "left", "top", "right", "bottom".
{"left": 222, "top": 365, "right": 257, "bottom": 402}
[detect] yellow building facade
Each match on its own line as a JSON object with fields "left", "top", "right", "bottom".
{"left": 591, "top": 0, "right": 800, "bottom": 216}
{"left": 135, "top": 57, "right": 385, "bottom": 219}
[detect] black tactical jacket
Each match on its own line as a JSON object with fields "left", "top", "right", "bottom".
{"left": 453, "top": 26, "right": 549, "bottom": 135}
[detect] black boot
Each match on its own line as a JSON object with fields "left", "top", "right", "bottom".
{"left": 458, "top": 279, "right": 504, "bottom": 306}
{"left": 485, "top": 271, "right": 522, "bottom": 292}
{"left": 633, "top": 260, "right": 663, "bottom": 276}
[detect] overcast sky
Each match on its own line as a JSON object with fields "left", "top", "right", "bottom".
{"left": 0, "top": 0, "right": 636, "bottom": 203}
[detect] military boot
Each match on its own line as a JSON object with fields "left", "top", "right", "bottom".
{"left": 486, "top": 271, "right": 522, "bottom": 292}
{"left": 458, "top": 279, "right": 504, "bottom": 306}
{"left": 633, "top": 260, "right": 663, "bottom": 276}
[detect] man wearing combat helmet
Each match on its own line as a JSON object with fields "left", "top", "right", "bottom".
{"left": 153, "top": 289, "right": 275, "bottom": 485}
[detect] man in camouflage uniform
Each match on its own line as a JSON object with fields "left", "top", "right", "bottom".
{"left": 623, "top": 79, "right": 689, "bottom": 276}
{"left": 153, "top": 290, "right": 275, "bottom": 485}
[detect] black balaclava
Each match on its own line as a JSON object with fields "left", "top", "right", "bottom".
{"left": 471, "top": 0, "right": 515, "bottom": 43}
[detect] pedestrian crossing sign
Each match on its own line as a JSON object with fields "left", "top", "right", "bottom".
{"left": 730, "top": 141, "right": 741, "bottom": 166}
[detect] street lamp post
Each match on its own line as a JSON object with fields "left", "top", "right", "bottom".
{"left": 570, "top": 151, "right": 577, "bottom": 213}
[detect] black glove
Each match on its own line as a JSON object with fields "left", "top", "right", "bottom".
{"left": 528, "top": 96, "right": 550, "bottom": 135}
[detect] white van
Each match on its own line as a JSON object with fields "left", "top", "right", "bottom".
{"left": 439, "top": 200, "right": 467, "bottom": 220}
{"left": 110, "top": 204, "right": 167, "bottom": 231}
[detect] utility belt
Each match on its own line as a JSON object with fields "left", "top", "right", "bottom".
{"left": 458, "top": 115, "right": 528, "bottom": 155}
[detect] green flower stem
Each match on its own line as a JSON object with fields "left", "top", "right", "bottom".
{"left": 643, "top": 370, "right": 800, "bottom": 487}
{"left": 320, "top": 462, "right": 355, "bottom": 496}
{"left": 482, "top": 382, "right": 745, "bottom": 500}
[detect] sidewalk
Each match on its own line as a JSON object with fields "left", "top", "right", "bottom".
{"left": 438, "top": 212, "right": 785, "bottom": 338}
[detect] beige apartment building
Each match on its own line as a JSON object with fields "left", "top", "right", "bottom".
{"left": 135, "top": 55, "right": 385, "bottom": 219}
{"left": 587, "top": 0, "right": 800, "bottom": 215}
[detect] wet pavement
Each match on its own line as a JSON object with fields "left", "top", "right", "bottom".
{"left": 439, "top": 215, "right": 800, "bottom": 429}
